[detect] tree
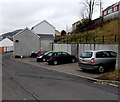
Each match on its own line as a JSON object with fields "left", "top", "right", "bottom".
{"left": 81, "top": 0, "right": 98, "bottom": 21}
{"left": 61, "top": 30, "right": 66, "bottom": 36}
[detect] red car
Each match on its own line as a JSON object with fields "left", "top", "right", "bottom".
{"left": 37, "top": 51, "right": 47, "bottom": 56}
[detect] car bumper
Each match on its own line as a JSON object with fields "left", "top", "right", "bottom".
{"left": 79, "top": 63, "right": 98, "bottom": 70}
{"left": 36, "top": 58, "right": 43, "bottom": 62}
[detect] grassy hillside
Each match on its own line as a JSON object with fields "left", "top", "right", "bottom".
{"left": 79, "top": 18, "right": 119, "bottom": 36}
{"left": 62, "top": 19, "right": 119, "bottom": 44}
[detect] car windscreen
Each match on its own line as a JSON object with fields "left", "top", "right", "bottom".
{"left": 80, "top": 52, "right": 93, "bottom": 58}
{"left": 47, "top": 53, "right": 53, "bottom": 56}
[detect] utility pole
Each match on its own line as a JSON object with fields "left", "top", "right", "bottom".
{"left": 100, "top": 0, "right": 102, "bottom": 17}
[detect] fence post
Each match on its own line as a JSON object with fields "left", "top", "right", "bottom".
{"left": 102, "top": 36, "right": 104, "bottom": 43}
{"left": 115, "top": 35, "right": 116, "bottom": 42}
{"left": 86, "top": 38, "right": 88, "bottom": 43}
{"left": 71, "top": 38, "right": 72, "bottom": 43}
{"left": 80, "top": 38, "right": 81, "bottom": 43}
{"left": 94, "top": 36, "right": 96, "bottom": 43}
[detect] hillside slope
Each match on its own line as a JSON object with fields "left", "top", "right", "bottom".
{"left": 61, "top": 19, "right": 119, "bottom": 44}
{"left": 75, "top": 19, "right": 119, "bottom": 36}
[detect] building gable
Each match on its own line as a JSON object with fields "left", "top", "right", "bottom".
{"left": 31, "top": 20, "right": 55, "bottom": 36}
{"left": 13, "top": 27, "right": 39, "bottom": 39}
{"left": 0, "top": 37, "right": 13, "bottom": 47}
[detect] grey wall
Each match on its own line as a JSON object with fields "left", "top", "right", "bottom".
{"left": 40, "top": 39, "right": 54, "bottom": 51}
{"left": 53, "top": 44, "right": 118, "bottom": 55}
{"left": 53, "top": 44, "right": 71, "bottom": 54}
{"left": 13, "top": 28, "right": 40, "bottom": 56}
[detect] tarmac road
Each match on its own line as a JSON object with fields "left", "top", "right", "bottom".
{"left": 2, "top": 53, "right": 119, "bottom": 101}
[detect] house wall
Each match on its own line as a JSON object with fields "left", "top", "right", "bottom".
{"left": 102, "top": 2, "right": 120, "bottom": 21}
{"left": 13, "top": 29, "right": 40, "bottom": 56}
{"left": 32, "top": 21, "right": 55, "bottom": 36}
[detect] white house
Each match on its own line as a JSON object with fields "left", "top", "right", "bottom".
{"left": 0, "top": 37, "right": 13, "bottom": 53}
{"left": 31, "top": 20, "right": 56, "bottom": 36}
{"left": 13, "top": 27, "right": 40, "bottom": 56}
{"left": 31, "top": 20, "right": 55, "bottom": 51}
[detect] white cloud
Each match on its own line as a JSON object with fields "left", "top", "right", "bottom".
{"left": 0, "top": 0, "right": 119, "bottom": 34}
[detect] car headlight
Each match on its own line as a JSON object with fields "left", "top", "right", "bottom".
{"left": 37, "top": 55, "right": 43, "bottom": 58}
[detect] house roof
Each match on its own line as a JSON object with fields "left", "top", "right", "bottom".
{"left": 103, "top": 1, "right": 120, "bottom": 11}
{"left": 37, "top": 34, "right": 55, "bottom": 39}
{"left": 0, "top": 37, "right": 13, "bottom": 41}
{"left": 31, "top": 20, "right": 55, "bottom": 30}
{"left": 13, "top": 27, "right": 39, "bottom": 38}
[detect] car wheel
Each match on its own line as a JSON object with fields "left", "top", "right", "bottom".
{"left": 43, "top": 58, "right": 46, "bottom": 62}
{"left": 98, "top": 65, "right": 105, "bottom": 73}
{"left": 71, "top": 58, "right": 76, "bottom": 63}
{"left": 53, "top": 60, "right": 58, "bottom": 65}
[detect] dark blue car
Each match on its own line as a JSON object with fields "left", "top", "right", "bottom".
{"left": 36, "top": 51, "right": 57, "bottom": 62}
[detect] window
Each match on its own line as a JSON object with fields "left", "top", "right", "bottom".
{"left": 57, "top": 52, "right": 62, "bottom": 56}
{"left": 104, "top": 11, "right": 107, "bottom": 15}
{"left": 48, "top": 53, "right": 53, "bottom": 56}
{"left": 62, "top": 52, "right": 69, "bottom": 56}
{"left": 110, "top": 51, "right": 117, "bottom": 57}
{"left": 80, "top": 52, "right": 93, "bottom": 58}
{"left": 114, "top": 5, "right": 119, "bottom": 12}
{"left": 108, "top": 8, "right": 112, "bottom": 14}
{"left": 15, "top": 40, "right": 19, "bottom": 43}
{"left": 96, "top": 51, "right": 110, "bottom": 58}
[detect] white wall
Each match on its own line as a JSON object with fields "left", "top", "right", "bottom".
{"left": 4, "top": 46, "right": 13, "bottom": 52}
{"left": 32, "top": 20, "right": 55, "bottom": 36}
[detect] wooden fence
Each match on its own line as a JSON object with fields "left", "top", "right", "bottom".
{"left": 54, "top": 34, "right": 120, "bottom": 44}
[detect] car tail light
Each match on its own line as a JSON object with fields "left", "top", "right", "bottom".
{"left": 91, "top": 58, "right": 95, "bottom": 63}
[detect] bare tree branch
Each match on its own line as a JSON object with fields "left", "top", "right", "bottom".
{"left": 81, "top": 0, "right": 98, "bottom": 20}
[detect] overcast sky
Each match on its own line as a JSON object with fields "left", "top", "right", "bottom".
{"left": 0, "top": 0, "right": 119, "bottom": 35}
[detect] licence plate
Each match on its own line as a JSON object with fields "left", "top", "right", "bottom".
{"left": 82, "top": 60, "right": 88, "bottom": 63}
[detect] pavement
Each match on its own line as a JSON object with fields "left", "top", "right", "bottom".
{"left": 11, "top": 56, "right": 120, "bottom": 87}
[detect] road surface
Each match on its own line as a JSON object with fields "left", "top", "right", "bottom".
{"left": 2, "top": 53, "right": 119, "bottom": 101}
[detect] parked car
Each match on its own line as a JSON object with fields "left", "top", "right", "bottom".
{"left": 79, "top": 50, "right": 117, "bottom": 73}
{"left": 36, "top": 51, "right": 57, "bottom": 62}
{"left": 30, "top": 51, "right": 47, "bottom": 58}
{"left": 37, "top": 51, "right": 47, "bottom": 56}
{"left": 47, "top": 52, "right": 77, "bottom": 65}
{"left": 30, "top": 51, "right": 38, "bottom": 58}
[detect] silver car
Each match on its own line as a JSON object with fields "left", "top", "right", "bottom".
{"left": 79, "top": 50, "right": 117, "bottom": 73}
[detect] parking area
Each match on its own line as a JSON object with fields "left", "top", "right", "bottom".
{"left": 12, "top": 57, "right": 99, "bottom": 79}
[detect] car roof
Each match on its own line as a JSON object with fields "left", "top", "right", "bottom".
{"left": 83, "top": 50, "right": 116, "bottom": 53}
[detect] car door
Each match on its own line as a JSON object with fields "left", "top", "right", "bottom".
{"left": 61, "top": 52, "right": 71, "bottom": 63}
{"left": 96, "top": 51, "right": 113, "bottom": 67}
{"left": 54, "top": 52, "right": 63, "bottom": 63}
